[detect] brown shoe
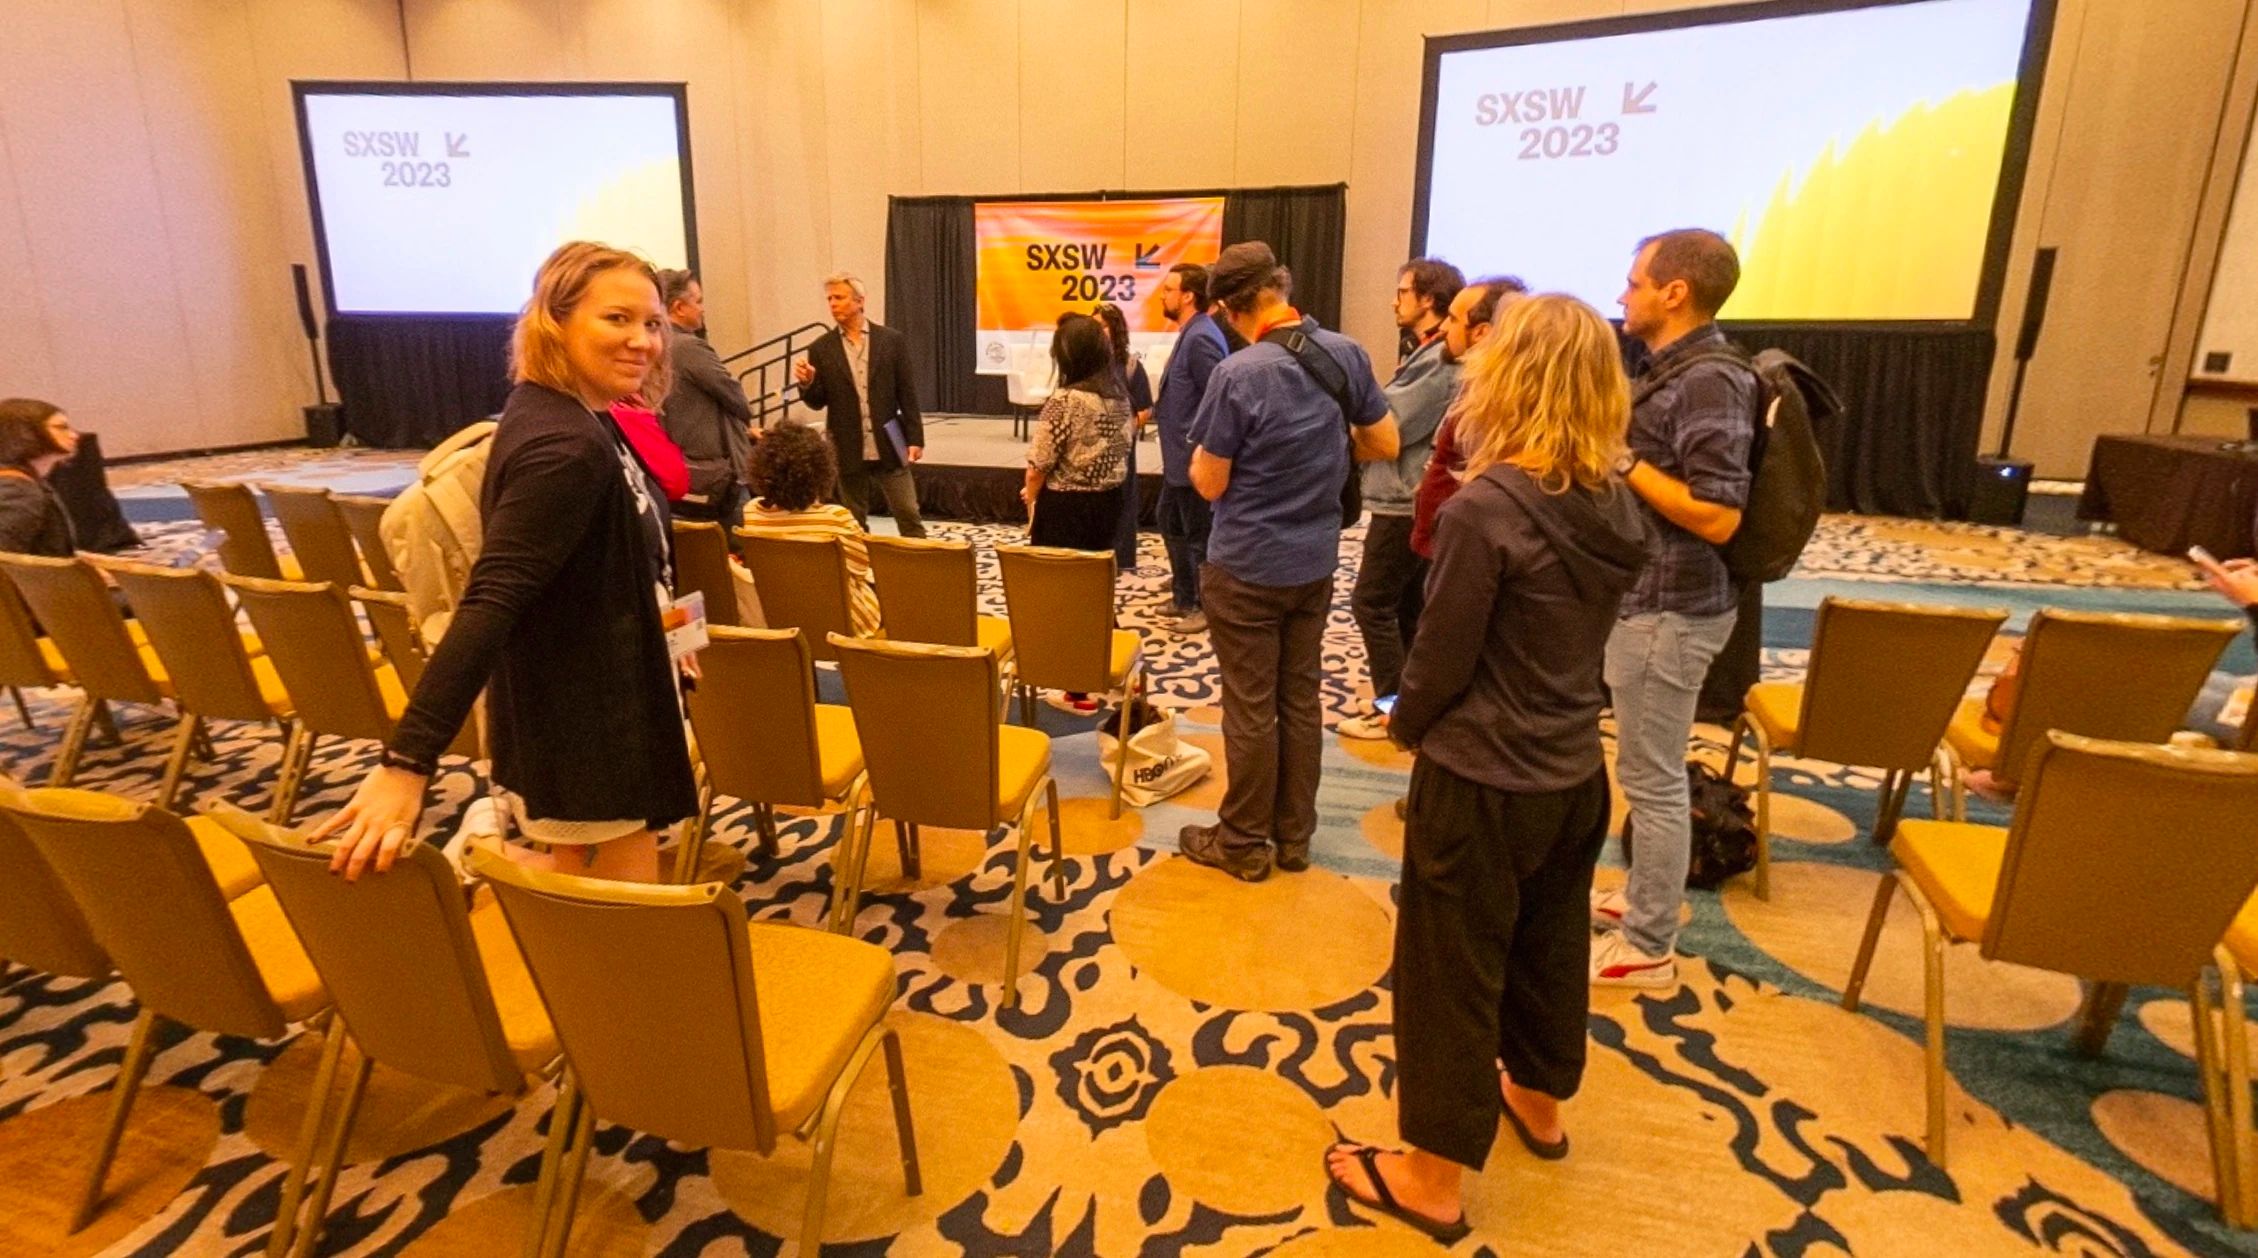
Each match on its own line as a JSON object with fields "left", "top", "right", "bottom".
{"left": 1274, "top": 840, "right": 1310, "bottom": 873}
{"left": 1178, "top": 825, "right": 1272, "bottom": 882}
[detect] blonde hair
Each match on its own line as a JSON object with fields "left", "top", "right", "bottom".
{"left": 1445, "top": 293, "right": 1629, "bottom": 493}
{"left": 510, "top": 241, "right": 665, "bottom": 403}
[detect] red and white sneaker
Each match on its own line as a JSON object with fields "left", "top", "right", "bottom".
{"left": 1589, "top": 887, "right": 1628, "bottom": 930}
{"left": 1590, "top": 932, "right": 1677, "bottom": 989}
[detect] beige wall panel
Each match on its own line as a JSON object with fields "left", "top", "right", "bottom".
{"left": 738, "top": 0, "right": 836, "bottom": 346}
{"left": 819, "top": 0, "right": 918, "bottom": 320}
{"left": 1123, "top": 0, "right": 1240, "bottom": 189}
{"left": 1018, "top": 0, "right": 1128, "bottom": 194}
{"left": 917, "top": 0, "right": 1022, "bottom": 194}
{"left": 1487, "top": 0, "right": 1622, "bottom": 24}
{"left": 399, "top": 0, "right": 577, "bottom": 81}
{"left": 1231, "top": 0, "right": 1360, "bottom": 187}
{"left": 0, "top": 126, "right": 63, "bottom": 405}
{"left": 0, "top": 5, "right": 202, "bottom": 454}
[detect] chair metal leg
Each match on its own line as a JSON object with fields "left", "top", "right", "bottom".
{"left": 268, "top": 726, "right": 313, "bottom": 825}
{"left": 192, "top": 720, "right": 217, "bottom": 762}
{"left": 289, "top": 1049, "right": 374, "bottom": 1258}
{"left": 2191, "top": 969, "right": 2239, "bottom": 1225}
{"left": 1872, "top": 769, "right": 1914, "bottom": 845}
{"left": 755, "top": 802, "right": 780, "bottom": 859}
{"left": 800, "top": 1021, "right": 910, "bottom": 1252}
{"left": 1045, "top": 777, "right": 1066, "bottom": 901}
{"left": 2222, "top": 959, "right": 2255, "bottom": 1227}
{"left": 9, "top": 685, "right": 33, "bottom": 730}
{"left": 156, "top": 714, "right": 201, "bottom": 810}
{"left": 2070, "top": 982, "right": 2129, "bottom": 1058}
{"left": 538, "top": 1101, "right": 596, "bottom": 1258}
{"left": 1107, "top": 679, "right": 1135, "bottom": 820}
{"left": 72, "top": 1007, "right": 161, "bottom": 1232}
{"left": 1901, "top": 879, "right": 1951, "bottom": 1168}
{"left": 267, "top": 1019, "right": 349, "bottom": 1258}
{"left": 674, "top": 784, "right": 715, "bottom": 884}
{"left": 50, "top": 693, "right": 100, "bottom": 787}
{"left": 881, "top": 1027, "right": 923, "bottom": 1197}
{"left": 830, "top": 806, "right": 877, "bottom": 934}
{"left": 1928, "top": 746, "right": 1951, "bottom": 822}
{"left": 522, "top": 1076, "right": 579, "bottom": 1258}
{"left": 1842, "top": 872, "right": 1897, "bottom": 1013}
{"left": 92, "top": 699, "right": 120, "bottom": 745}
{"left": 1747, "top": 719, "right": 1773, "bottom": 901}
{"left": 892, "top": 820, "right": 920, "bottom": 881}
{"left": 1001, "top": 808, "right": 1038, "bottom": 1010}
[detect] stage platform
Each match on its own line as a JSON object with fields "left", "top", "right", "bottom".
{"left": 110, "top": 413, "right": 1154, "bottom": 528}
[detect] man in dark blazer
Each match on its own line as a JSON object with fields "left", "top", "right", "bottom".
{"left": 791, "top": 271, "right": 928, "bottom": 536}
{"left": 656, "top": 269, "right": 754, "bottom": 529}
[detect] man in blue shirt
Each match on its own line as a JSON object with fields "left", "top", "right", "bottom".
{"left": 1178, "top": 242, "right": 1399, "bottom": 882}
{"left": 1590, "top": 229, "right": 1758, "bottom": 988}
{"left": 1152, "top": 263, "right": 1229, "bottom": 633}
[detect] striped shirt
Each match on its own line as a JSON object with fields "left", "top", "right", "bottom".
{"left": 735, "top": 501, "right": 883, "bottom": 637}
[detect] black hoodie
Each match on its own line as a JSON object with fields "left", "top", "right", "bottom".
{"left": 1392, "top": 463, "right": 1650, "bottom": 794}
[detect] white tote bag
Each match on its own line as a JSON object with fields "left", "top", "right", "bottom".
{"left": 1097, "top": 711, "right": 1212, "bottom": 807}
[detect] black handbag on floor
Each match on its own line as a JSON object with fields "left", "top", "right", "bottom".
{"left": 1620, "top": 761, "right": 1758, "bottom": 891}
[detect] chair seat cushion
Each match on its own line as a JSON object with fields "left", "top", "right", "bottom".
{"left": 469, "top": 891, "right": 560, "bottom": 1076}
{"left": 1108, "top": 631, "right": 1141, "bottom": 687}
{"left": 247, "top": 656, "right": 297, "bottom": 716}
{"left": 1889, "top": 818, "right": 2008, "bottom": 943}
{"left": 1745, "top": 682, "right": 1802, "bottom": 752}
{"left": 1945, "top": 698, "right": 1999, "bottom": 772}
{"left": 811, "top": 704, "right": 867, "bottom": 801}
{"left": 228, "top": 885, "right": 327, "bottom": 1023}
{"left": 186, "top": 815, "right": 264, "bottom": 900}
{"left": 998, "top": 725, "right": 1052, "bottom": 819}
{"left": 2225, "top": 891, "right": 2258, "bottom": 976}
{"left": 375, "top": 663, "right": 409, "bottom": 722}
{"left": 977, "top": 616, "right": 1013, "bottom": 660}
{"left": 746, "top": 921, "right": 897, "bottom": 1128}
{"left": 34, "top": 638, "right": 70, "bottom": 681}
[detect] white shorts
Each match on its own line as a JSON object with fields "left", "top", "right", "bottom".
{"left": 498, "top": 791, "right": 646, "bottom": 847}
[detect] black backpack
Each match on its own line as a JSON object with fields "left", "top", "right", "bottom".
{"left": 1620, "top": 761, "right": 1758, "bottom": 891}
{"left": 1635, "top": 343, "right": 1840, "bottom": 583}
{"left": 1259, "top": 318, "right": 1364, "bottom": 528}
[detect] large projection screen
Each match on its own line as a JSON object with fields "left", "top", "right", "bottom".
{"left": 1412, "top": 0, "right": 2053, "bottom": 324}
{"left": 294, "top": 82, "right": 696, "bottom": 316}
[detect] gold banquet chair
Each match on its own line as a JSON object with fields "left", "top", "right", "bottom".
{"left": 468, "top": 847, "right": 921, "bottom": 1258}
{"left": 672, "top": 519, "right": 743, "bottom": 628}
{"left": 2210, "top": 893, "right": 2258, "bottom": 1224}
{"left": 261, "top": 484, "right": 369, "bottom": 590}
{"left": 0, "top": 775, "right": 112, "bottom": 987}
{"left": 680, "top": 626, "right": 867, "bottom": 883}
{"left": 1943, "top": 609, "right": 2242, "bottom": 800}
{"left": 829, "top": 634, "right": 1063, "bottom": 1002}
{"left": 737, "top": 531, "right": 858, "bottom": 663}
{"left": 332, "top": 494, "right": 404, "bottom": 593}
{"left": 2, "top": 790, "right": 335, "bottom": 1252}
{"left": 865, "top": 534, "right": 1015, "bottom": 662}
{"left": 213, "top": 808, "right": 560, "bottom": 1258}
{"left": 184, "top": 480, "right": 298, "bottom": 580}
{"left": 0, "top": 554, "right": 180, "bottom": 790}
{"left": 99, "top": 560, "right": 297, "bottom": 810}
{"left": 995, "top": 544, "right": 1144, "bottom": 818}
{"left": 0, "top": 572, "right": 67, "bottom": 730}
{"left": 1841, "top": 733, "right": 2258, "bottom": 1211}
{"left": 1725, "top": 598, "right": 2006, "bottom": 899}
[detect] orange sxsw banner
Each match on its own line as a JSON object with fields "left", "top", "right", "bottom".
{"left": 973, "top": 197, "right": 1223, "bottom": 373}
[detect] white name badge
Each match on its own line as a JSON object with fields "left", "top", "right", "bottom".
{"left": 662, "top": 589, "right": 710, "bottom": 663}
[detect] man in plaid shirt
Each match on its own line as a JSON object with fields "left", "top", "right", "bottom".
{"left": 1590, "top": 229, "right": 1758, "bottom": 988}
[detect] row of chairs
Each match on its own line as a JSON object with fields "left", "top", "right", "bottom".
{"left": 1724, "top": 597, "right": 2251, "bottom": 898}
{"left": 184, "top": 479, "right": 400, "bottom": 593}
{"left": 0, "top": 780, "right": 908, "bottom": 1256}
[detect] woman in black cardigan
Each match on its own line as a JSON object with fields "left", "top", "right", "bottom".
{"left": 320, "top": 242, "right": 697, "bottom": 883}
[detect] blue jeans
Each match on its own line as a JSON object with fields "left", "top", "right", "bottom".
{"left": 1156, "top": 484, "right": 1211, "bottom": 611}
{"left": 1605, "top": 607, "right": 1738, "bottom": 957}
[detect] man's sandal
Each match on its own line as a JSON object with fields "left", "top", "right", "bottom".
{"left": 1323, "top": 1141, "right": 1473, "bottom": 1245}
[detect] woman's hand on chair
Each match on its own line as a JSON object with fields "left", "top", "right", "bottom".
{"left": 313, "top": 765, "right": 429, "bottom": 880}
{"left": 2204, "top": 557, "right": 2258, "bottom": 609}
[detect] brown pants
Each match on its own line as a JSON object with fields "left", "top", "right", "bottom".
{"left": 1201, "top": 563, "right": 1331, "bottom": 856}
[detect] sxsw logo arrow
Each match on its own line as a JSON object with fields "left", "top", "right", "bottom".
{"left": 1620, "top": 82, "right": 1657, "bottom": 115}
{"left": 1134, "top": 243, "right": 1162, "bottom": 269}
{"left": 446, "top": 132, "right": 470, "bottom": 158}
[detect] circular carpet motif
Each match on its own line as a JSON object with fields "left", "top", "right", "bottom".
{"left": 1337, "top": 732, "right": 1413, "bottom": 771}
{"left": 1357, "top": 800, "right": 1402, "bottom": 861}
{"left": 0, "top": 1085, "right": 220, "bottom": 1258}
{"left": 710, "top": 1011, "right": 1016, "bottom": 1244}
{"left": 1036, "top": 796, "right": 1145, "bottom": 855}
{"left": 852, "top": 823, "right": 988, "bottom": 895}
{"left": 404, "top": 1184, "right": 647, "bottom": 1256}
{"left": 2135, "top": 997, "right": 2258, "bottom": 1071}
{"left": 1145, "top": 1066, "right": 1335, "bottom": 1217}
{"left": 1721, "top": 860, "right": 2082, "bottom": 1030}
{"left": 246, "top": 1032, "right": 513, "bottom": 1166}
{"left": 1111, "top": 857, "right": 1393, "bottom": 1011}
{"left": 1170, "top": 733, "right": 1230, "bottom": 812}
{"left": 2091, "top": 1089, "right": 2220, "bottom": 1203}
{"left": 931, "top": 914, "right": 1052, "bottom": 994}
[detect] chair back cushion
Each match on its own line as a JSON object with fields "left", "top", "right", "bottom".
{"left": 737, "top": 533, "right": 855, "bottom": 662}
{"left": 263, "top": 485, "right": 366, "bottom": 589}
{"left": 226, "top": 575, "right": 395, "bottom": 742}
{"left": 996, "top": 545, "right": 1115, "bottom": 693}
{"left": 334, "top": 495, "right": 405, "bottom": 592}
{"left": 0, "top": 777, "right": 108, "bottom": 979}
{"left": 832, "top": 635, "right": 1001, "bottom": 831}
{"left": 183, "top": 481, "right": 284, "bottom": 579}
{"left": 1797, "top": 598, "right": 2006, "bottom": 769}
{"left": 0, "top": 576, "right": 60, "bottom": 689}
{"left": 1994, "top": 610, "right": 2243, "bottom": 786}
{"left": 105, "top": 562, "right": 272, "bottom": 722}
{"left": 1985, "top": 733, "right": 2258, "bottom": 986}
{"left": 689, "top": 628, "right": 825, "bottom": 807}
{"left": 671, "top": 520, "right": 741, "bottom": 627}
{"left": 866, "top": 536, "right": 980, "bottom": 647}
{"left": 0, "top": 555, "right": 161, "bottom": 704}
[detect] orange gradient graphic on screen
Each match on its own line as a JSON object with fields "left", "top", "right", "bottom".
{"left": 976, "top": 198, "right": 1223, "bottom": 332}
{"left": 1730, "top": 84, "right": 2015, "bottom": 320}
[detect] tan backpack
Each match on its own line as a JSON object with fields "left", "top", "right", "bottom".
{"left": 380, "top": 421, "right": 496, "bottom": 646}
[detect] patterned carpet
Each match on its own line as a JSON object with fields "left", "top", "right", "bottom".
{"left": 0, "top": 483, "right": 2253, "bottom": 1256}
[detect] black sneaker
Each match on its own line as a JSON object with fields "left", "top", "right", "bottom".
{"left": 1178, "top": 824, "right": 1272, "bottom": 882}
{"left": 1274, "top": 841, "right": 1310, "bottom": 873}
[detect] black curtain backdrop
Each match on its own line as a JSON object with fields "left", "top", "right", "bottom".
{"left": 328, "top": 316, "right": 515, "bottom": 448}
{"left": 885, "top": 184, "right": 1348, "bottom": 417}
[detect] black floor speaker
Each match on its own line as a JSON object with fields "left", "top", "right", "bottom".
{"left": 304, "top": 403, "right": 344, "bottom": 448}
{"left": 1968, "top": 457, "right": 2033, "bottom": 526}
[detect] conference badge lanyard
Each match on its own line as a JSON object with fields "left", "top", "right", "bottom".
{"left": 662, "top": 589, "right": 710, "bottom": 664}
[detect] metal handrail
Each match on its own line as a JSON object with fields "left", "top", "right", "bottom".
{"left": 723, "top": 322, "right": 829, "bottom": 428}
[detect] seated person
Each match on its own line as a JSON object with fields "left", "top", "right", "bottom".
{"left": 734, "top": 422, "right": 881, "bottom": 638}
{"left": 0, "top": 399, "right": 81, "bottom": 557}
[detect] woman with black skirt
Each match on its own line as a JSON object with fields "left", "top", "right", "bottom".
{"left": 1325, "top": 294, "right": 1651, "bottom": 1241}
{"left": 1022, "top": 312, "right": 1132, "bottom": 553}
{"left": 319, "top": 241, "right": 698, "bottom": 884}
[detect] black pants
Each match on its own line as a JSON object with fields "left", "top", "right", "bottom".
{"left": 1394, "top": 757, "right": 1611, "bottom": 1170}
{"left": 839, "top": 461, "right": 927, "bottom": 538}
{"left": 1350, "top": 513, "right": 1426, "bottom": 700}
{"left": 1156, "top": 485, "right": 1211, "bottom": 610}
{"left": 1202, "top": 563, "right": 1330, "bottom": 856}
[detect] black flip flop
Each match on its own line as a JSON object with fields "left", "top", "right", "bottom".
{"left": 1323, "top": 1141, "right": 1473, "bottom": 1245}
{"left": 1500, "top": 1093, "right": 1570, "bottom": 1160}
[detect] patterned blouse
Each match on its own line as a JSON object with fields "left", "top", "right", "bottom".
{"left": 1027, "top": 386, "right": 1132, "bottom": 492}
